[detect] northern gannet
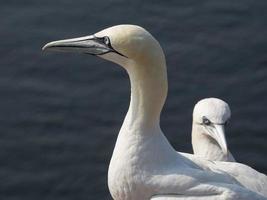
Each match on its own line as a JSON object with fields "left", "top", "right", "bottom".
{"left": 43, "top": 25, "right": 267, "bottom": 200}
{"left": 192, "top": 98, "right": 235, "bottom": 162}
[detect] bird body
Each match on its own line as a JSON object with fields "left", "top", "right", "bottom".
{"left": 43, "top": 25, "right": 267, "bottom": 199}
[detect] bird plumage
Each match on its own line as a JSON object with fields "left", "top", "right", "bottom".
{"left": 192, "top": 98, "right": 235, "bottom": 162}
{"left": 43, "top": 25, "right": 267, "bottom": 199}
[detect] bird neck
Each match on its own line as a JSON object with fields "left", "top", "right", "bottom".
{"left": 123, "top": 59, "right": 168, "bottom": 132}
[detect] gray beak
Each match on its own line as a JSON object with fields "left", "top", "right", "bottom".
{"left": 212, "top": 124, "right": 228, "bottom": 155}
{"left": 42, "top": 35, "right": 115, "bottom": 56}
{"left": 206, "top": 124, "right": 228, "bottom": 155}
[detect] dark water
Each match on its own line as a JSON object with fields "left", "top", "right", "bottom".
{"left": 0, "top": 0, "right": 267, "bottom": 199}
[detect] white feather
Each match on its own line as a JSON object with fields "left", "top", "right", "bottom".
{"left": 43, "top": 25, "right": 267, "bottom": 200}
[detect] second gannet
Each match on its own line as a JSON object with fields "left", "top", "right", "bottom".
{"left": 192, "top": 98, "right": 235, "bottom": 162}
{"left": 43, "top": 25, "right": 267, "bottom": 200}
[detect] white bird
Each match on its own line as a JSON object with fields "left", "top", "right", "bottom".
{"left": 192, "top": 98, "right": 235, "bottom": 162}
{"left": 43, "top": 25, "right": 267, "bottom": 200}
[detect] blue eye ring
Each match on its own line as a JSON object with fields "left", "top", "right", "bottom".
{"left": 202, "top": 116, "right": 211, "bottom": 126}
{"left": 103, "top": 36, "right": 110, "bottom": 45}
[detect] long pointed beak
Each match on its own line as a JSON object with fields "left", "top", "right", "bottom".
{"left": 42, "top": 35, "right": 113, "bottom": 55}
{"left": 212, "top": 124, "right": 228, "bottom": 155}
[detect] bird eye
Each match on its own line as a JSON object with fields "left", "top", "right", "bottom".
{"left": 202, "top": 116, "right": 211, "bottom": 126}
{"left": 103, "top": 36, "right": 110, "bottom": 45}
{"left": 225, "top": 120, "right": 229, "bottom": 126}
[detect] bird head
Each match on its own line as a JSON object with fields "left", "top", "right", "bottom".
{"left": 42, "top": 24, "right": 165, "bottom": 69}
{"left": 193, "top": 98, "right": 231, "bottom": 155}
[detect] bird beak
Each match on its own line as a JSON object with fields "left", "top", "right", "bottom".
{"left": 42, "top": 35, "right": 113, "bottom": 55}
{"left": 207, "top": 124, "right": 228, "bottom": 155}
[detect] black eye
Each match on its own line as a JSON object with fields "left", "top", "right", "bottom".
{"left": 103, "top": 36, "right": 110, "bottom": 45}
{"left": 202, "top": 116, "right": 211, "bottom": 126}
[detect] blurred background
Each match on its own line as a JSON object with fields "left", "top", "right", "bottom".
{"left": 1, "top": 0, "right": 267, "bottom": 199}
